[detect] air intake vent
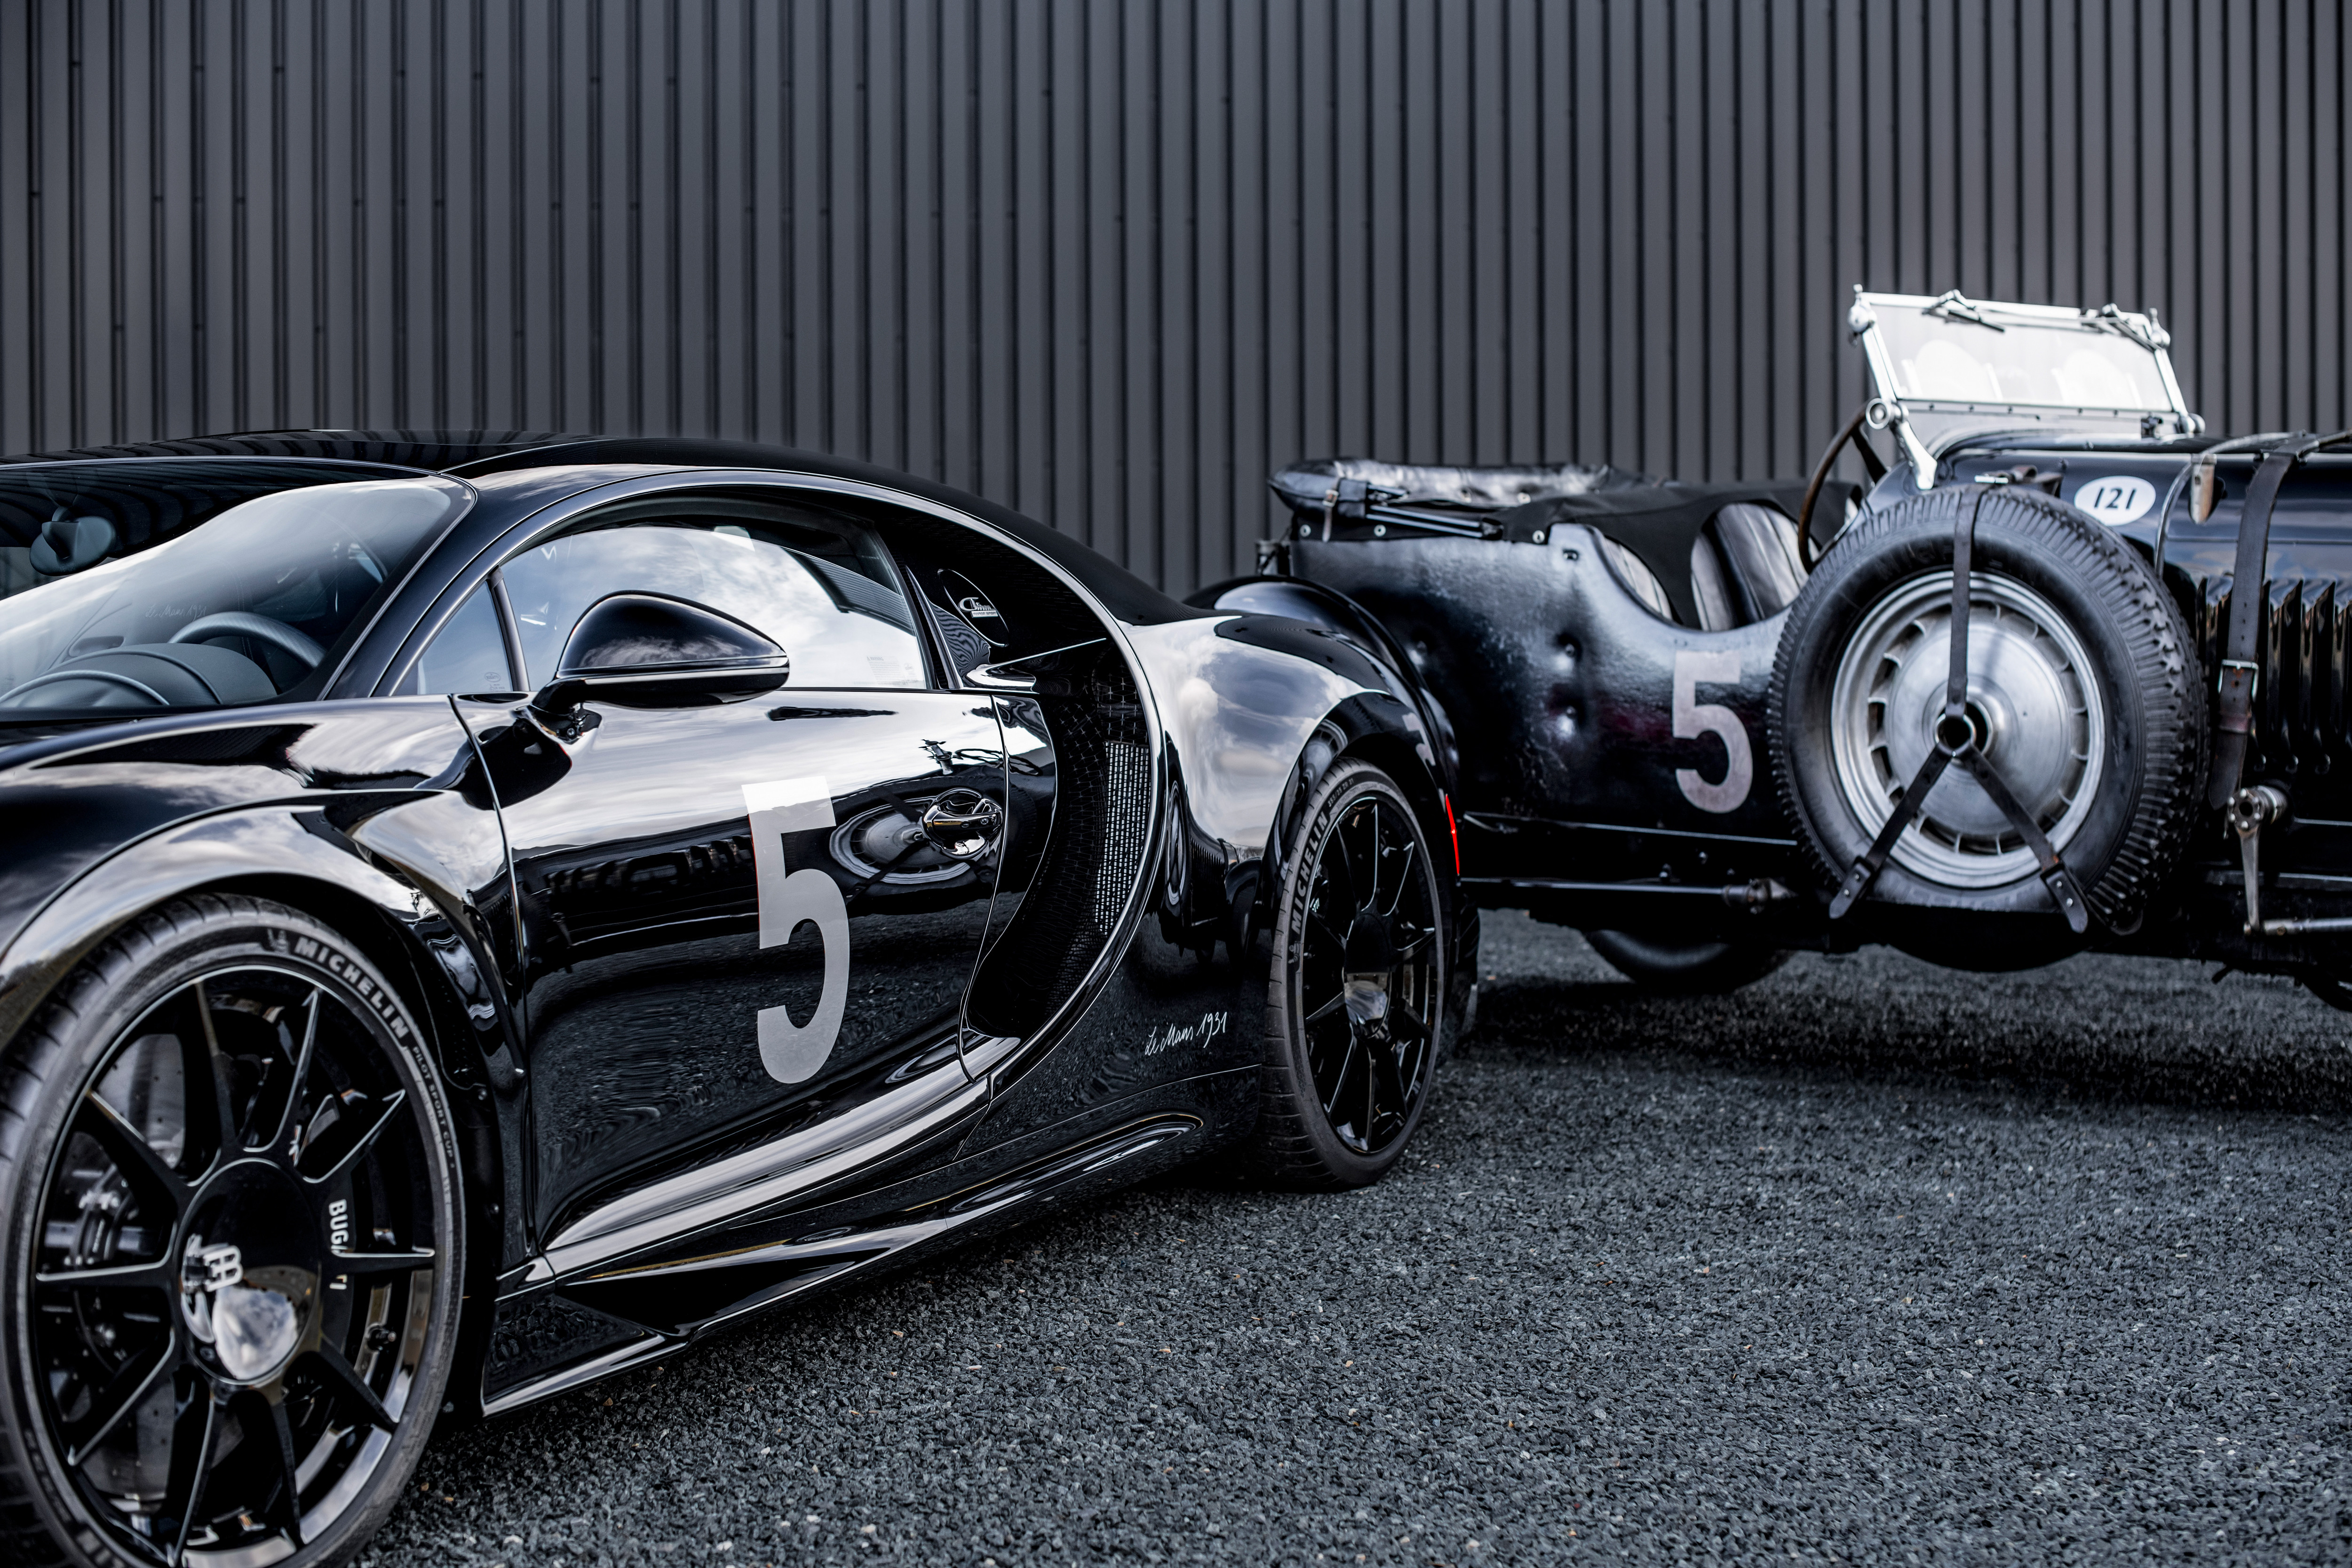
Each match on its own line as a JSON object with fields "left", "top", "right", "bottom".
{"left": 968, "top": 652, "right": 1150, "bottom": 1037}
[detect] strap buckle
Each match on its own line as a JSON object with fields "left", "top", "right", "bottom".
{"left": 2218, "top": 657, "right": 2260, "bottom": 698}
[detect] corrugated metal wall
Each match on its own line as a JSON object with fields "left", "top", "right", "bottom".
{"left": 3, "top": 1, "right": 2344, "bottom": 594}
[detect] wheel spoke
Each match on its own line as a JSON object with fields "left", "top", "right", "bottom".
{"left": 1389, "top": 998, "right": 1434, "bottom": 1043}
{"left": 1317, "top": 1034, "right": 1361, "bottom": 1118}
{"left": 1328, "top": 814, "right": 1363, "bottom": 914}
{"left": 264, "top": 987, "right": 325, "bottom": 1156}
{"left": 1301, "top": 990, "right": 1347, "bottom": 1026}
{"left": 328, "top": 1246, "right": 437, "bottom": 1279}
{"left": 1307, "top": 911, "right": 1348, "bottom": 955}
{"left": 76, "top": 1092, "right": 189, "bottom": 1223}
{"left": 1382, "top": 832, "right": 1421, "bottom": 919}
{"left": 1368, "top": 1042, "right": 1409, "bottom": 1132}
{"left": 1392, "top": 929, "right": 1434, "bottom": 962}
{"left": 1359, "top": 805, "right": 1388, "bottom": 914}
{"left": 302, "top": 1089, "right": 407, "bottom": 1187}
{"left": 302, "top": 1343, "right": 396, "bottom": 1431}
{"left": 176, "top": 982, "right": 238, "bottom": 1173}
{"left": 61, "top": 1342, "right": 177, "bottom": 1466}
{"left": 261, "top": 1392, "right": 308, "bottom": 1549}
{"left": 35, "top": 1257, "right": 175, "bottom": 1292}
{"left": 159, "top": 1383, "right": 219, "bottom": 1567}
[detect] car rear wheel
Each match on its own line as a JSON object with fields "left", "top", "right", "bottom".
{"left": 0, "top": 894, "right": 462, "bottom": 1568}
{"left": 1243, "top": 759, "right": 1448, "bottom": 1190}
{"left": 1580, "top": 929, "right": 1791, "bottom": 994}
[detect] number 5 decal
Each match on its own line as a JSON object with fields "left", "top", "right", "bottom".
{"left": 1673, "top": 651, "right": 1752, "bottom": 813}
{"left": 743, "top": 777, "right": 850, "bottom": 1083}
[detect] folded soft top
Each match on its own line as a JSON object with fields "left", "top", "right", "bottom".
{"left": 1271, "top": 456, "right": 1851, "bottom": 628}
{"left": 1269, "top": 456, "right": 1657, "bottom": 521}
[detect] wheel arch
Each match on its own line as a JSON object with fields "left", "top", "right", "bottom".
{"left": 1187, "top": 574, "right": 1462, "bottom": 789}
{"left": 0, "top": 808, "right": 517, "bottom": 1378}
{"left": 1260, "top": 692, "right": 1474, "bottom": 1037}
{"left": 1264, "top": 693, "right": 1455, "bottom": 891}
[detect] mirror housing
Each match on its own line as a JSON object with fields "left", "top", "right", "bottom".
{"left": 531, "top": 592, "right": 790, "bottom": 721}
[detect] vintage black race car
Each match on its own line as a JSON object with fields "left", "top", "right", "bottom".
{"left": 0, "top": 435, "right": 1475, "bottom": 1568}
{"left": 1243, "top": 290, "right": 2352, "bottom": 998}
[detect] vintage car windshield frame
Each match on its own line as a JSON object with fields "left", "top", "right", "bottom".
{"left": 1850, "top": 288, "right": 2203, "bottom": 488}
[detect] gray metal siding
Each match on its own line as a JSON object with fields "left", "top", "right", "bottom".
{"left": 3, "top": 0, "right": 2344, "bottom": 594}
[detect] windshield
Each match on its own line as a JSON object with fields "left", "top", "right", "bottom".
{"left": 0, "top": 476, "right": 470, "bottom": 714}
{"left": 1875, "top": 308, "right": 2173, "bottom": 411}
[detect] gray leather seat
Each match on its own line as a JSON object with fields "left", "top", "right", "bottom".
{"left": 1689, "top": 503, "right": 1807, "bottom": 630}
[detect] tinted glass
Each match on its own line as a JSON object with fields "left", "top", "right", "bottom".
{"left": 499, "top": 496, "right": 926, "bottom": 689}
{"left": 0, "top": 477, "right": 470, "bottom": 712}
{"left": 403, "top": 582, "right": 514, "bottom": 696}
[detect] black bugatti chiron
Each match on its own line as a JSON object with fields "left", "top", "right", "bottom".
{"left": 0, "top": 434, "right": 1475, "bottom": 1568}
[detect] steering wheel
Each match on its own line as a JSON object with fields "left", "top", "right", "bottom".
{"left": 168, "top": 612, "right": 327, "bottom": 673}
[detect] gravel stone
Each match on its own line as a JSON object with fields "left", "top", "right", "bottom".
{"left": 366, "top": 912, "right": 2352, "bottom": 1565}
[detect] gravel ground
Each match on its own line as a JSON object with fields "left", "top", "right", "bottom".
{"left": 368, "top": 913, "right": 2352, "bottom": 1567}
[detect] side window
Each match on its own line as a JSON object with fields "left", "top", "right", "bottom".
{"left": 498, "top": 496, "right": 927, "bottom": 690}
{"left": 398, "top": 582, "right": 515, "bottom": 696}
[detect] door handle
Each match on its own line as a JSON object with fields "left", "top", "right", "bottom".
{"left": 919, "top": 789, "right": 1004, "bottom": 860}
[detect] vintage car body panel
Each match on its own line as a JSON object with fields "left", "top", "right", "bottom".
{"left": 1282, "top": 530, "right": 1797, "bottom": 894}
{"left": 1268, "top": 295, "right": 2352, "bottom": 974}
{"left": 1927, "top": 444, "right": 2352, "bottom": 954}
{"left": 0, "top": 434, "right": 1473, "bottom": 1419}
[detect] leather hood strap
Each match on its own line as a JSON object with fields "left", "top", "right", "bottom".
{"left": 2209, "top": 437, "right": 2322, "bottom": 808}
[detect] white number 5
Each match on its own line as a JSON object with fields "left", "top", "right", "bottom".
{"left": 1673, "top": 651, "right": 1752, "bottom": 813}
{"left": 743, "top": 777, "right": 850, "bottom": 1083}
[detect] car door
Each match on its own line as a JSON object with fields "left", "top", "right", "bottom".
{"left": 429, "top": 487, "right": 1009, "bottom": 1273}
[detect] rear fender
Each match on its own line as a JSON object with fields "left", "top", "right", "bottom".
{"left": 1259, "top": 690, "right": 1476, "bottom": 1045}
{"left": 1187, "top": 574, "right": 1461, "bottom": 786}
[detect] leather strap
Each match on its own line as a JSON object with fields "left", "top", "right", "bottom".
{"left": 1833, "top": 493, "right": 1986, "bottom": 921}
{"left": 2209, "top": 438, "right": 2322, "bottom": 807}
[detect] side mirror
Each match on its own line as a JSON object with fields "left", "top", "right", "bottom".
{"left": 31, "top": 510, "right": 117, "bottom": 575}
{"left": 531, "top": 593, "right": 789, "bottom": 724}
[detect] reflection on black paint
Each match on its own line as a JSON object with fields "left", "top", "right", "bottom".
{"left": 475, "top": 693, "right": 1008, "bottom": 1238}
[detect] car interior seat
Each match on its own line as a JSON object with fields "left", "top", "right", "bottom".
{"left": 1688, "top": 503, "right": 1807, "bottom": 631}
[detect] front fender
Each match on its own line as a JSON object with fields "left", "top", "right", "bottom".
{"left": 0, "top": 714, "right": 530, "bottom": 1328}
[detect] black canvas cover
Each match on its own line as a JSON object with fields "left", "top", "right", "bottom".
{"left": 1270, "top": 456, "right": 1656, "bottom": 521}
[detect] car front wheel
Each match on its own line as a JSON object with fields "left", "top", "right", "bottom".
{"left": 0, "top": 894, "right": 463, "bottom": 1568}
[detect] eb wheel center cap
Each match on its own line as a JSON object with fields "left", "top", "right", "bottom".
{"left": 179, "top": 1159, "right": 321, "bottom": 1384}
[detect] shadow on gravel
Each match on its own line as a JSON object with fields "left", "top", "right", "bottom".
{"left": 1466, "top": 921, "right": 2352, "bottom": 1118}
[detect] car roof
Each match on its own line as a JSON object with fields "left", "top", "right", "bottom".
{"left": 0, "top": 429, "right": 1204, "bottom": 627}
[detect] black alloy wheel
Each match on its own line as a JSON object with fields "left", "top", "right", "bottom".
{"left": 0, "top": 895, "right": 462, "bottom": 1568}
{"left": 1246, "top": 758, "right": 1447, "bottom": 1188}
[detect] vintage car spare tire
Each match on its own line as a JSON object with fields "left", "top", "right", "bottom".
{"left": 1767, "top": 484, "right": 2202, "bottom": 937}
